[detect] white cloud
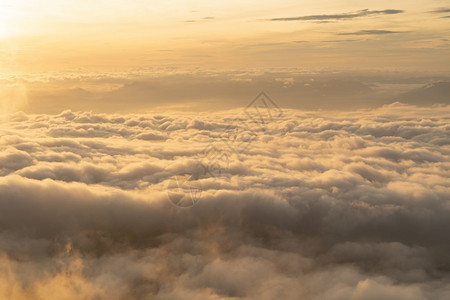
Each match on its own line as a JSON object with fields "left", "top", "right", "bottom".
{"left": 0, "top": 104, "right": 449, "bottom": 299}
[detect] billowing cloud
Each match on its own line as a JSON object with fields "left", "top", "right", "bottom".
{"left": 0, "top": 103, "right": 449, "bottom": 299}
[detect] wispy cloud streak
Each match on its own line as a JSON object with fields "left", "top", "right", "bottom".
{"left": 270, "top": 9, "right": 404, "bottom": 21}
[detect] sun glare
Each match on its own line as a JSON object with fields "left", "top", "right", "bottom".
{"left": 0, "top": 8, "right": 13, "bottom": 38}
{"left": 0, "top": 2, "right": 22, "bottom": 39}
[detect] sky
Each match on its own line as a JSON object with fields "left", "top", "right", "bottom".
{"left": 0, "top": 0, "right": 450, "bottom": 72}
{"left": 0, "top": 1, "right": 450, "bottom": 299}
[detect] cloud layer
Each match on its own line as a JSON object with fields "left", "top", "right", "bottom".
{"left": 0, "top": 104, "right": 449, "bottom": 299}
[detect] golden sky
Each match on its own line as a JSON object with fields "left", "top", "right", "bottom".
{"left": 1, "top": 2, "right": 450, "bottom": 299}
{"left": 0, "top": 0, "right": 449, "bottom": 72}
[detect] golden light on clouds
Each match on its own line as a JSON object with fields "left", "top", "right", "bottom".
{"left": 0, "top": 2, "right": 450, "bottom": 299}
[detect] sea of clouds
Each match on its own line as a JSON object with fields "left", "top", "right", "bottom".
{"left": 0, "top": 103, "right": 449, "bottom": 299}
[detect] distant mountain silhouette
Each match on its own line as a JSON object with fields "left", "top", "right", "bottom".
{"left": 396, "top": 82, "right": 450, "bottom": 105}
{"left": 22, "top": 75, "right": 450, "bottom": 114}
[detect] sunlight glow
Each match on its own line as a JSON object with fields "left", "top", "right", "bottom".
{"left": 0, "top": 3, "right": 14, "bottom": 38}
{"left": 0, "top": 2, "right": 22, "bottom": 39}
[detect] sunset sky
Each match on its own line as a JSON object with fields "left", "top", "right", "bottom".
{"left": 1, "top": 1, "right": 450, "bottom": 299}
{"left": 1, "top": 0, "right": 449, "bottom": 72}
